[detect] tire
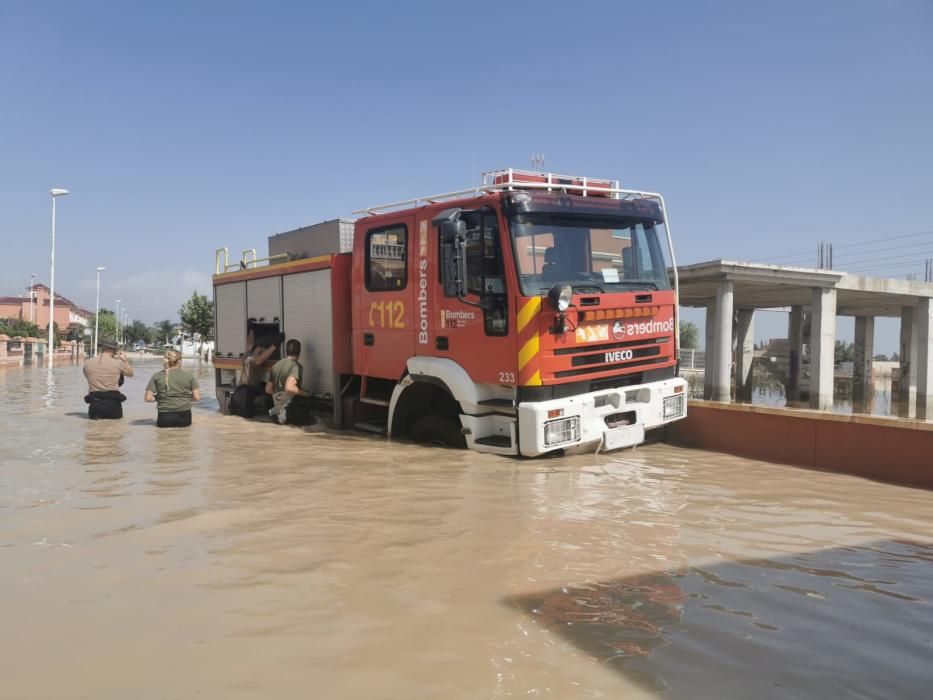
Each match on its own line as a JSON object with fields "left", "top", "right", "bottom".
{"left": 410, "top": 414, "right": 467, "bottom": 449}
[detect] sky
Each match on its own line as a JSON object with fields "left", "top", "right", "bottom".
{"left": 1, "top": 0, "right": 931, "bottom": 353}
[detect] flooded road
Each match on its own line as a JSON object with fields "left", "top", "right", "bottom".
{"left": 2, "top": 360, "right": 932, "bottom": 699}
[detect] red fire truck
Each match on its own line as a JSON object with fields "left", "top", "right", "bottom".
{"left": 212, "top": 169, "right": 686, "bottom": 456}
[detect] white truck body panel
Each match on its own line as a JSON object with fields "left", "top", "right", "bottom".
{"left": 215, "top": 281, "right": 246, "bottom": 359}
{"left": 283, "top": 269, "right": 335, "bottom": 397}
{"left": 246, "top": 276, "right": 282, "bottom": 324}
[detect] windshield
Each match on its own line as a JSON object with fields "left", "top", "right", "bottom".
{"left": 508, "top": 214, "right": 672, "bottom": 296}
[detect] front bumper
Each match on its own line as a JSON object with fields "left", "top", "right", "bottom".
{"left": 516, "top": 377, "right": 687, "bottom": 457}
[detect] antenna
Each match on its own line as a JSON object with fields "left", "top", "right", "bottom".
{"left": 531, "top": 153, "right": 545, "bottom": 171}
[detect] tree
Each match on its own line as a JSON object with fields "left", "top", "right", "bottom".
{"left": 0, "top": 318, "right": 40, "bottom": 338}
{"left": 90, "top": 310, "right": 118, "bottom": 346}
{"left": 123, "top": 320, "right": 151, "bottom": 346}
{"left": 179, "top": 291, "right": 214, "bottom": 342}
{"left": 834, "top": 340, "right": 855, "bottom": 364}
{"left": 153, "top": 319, "right": 175, "bottom": 345}
{"left": 873, "top": 353, "right": 889, "bottom": 361}
{"left": 679, "top": 321, "right": 699, "bottom": 350}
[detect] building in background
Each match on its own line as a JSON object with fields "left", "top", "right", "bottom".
{"left": 0, "top": 283, "right": 92, "bottom": 334}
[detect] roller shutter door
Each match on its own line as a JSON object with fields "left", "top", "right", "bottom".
{"left": 247, "top": 276, "right": 282, "bottom": 323}
{"left": 283, "top": 270, "right": 334, "bottom": 396}
{"left": 215, "top": 282, "right": 246, "bottom": 359}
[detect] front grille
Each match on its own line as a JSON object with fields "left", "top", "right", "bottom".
{"left": 553, "top": 336, "right": 670, "bottom": 356}
{"left": 554, "top": 356, "right": 669, "bottom": 379}
{"left": 570, "top": 346, "right": 661, "bottom": 367}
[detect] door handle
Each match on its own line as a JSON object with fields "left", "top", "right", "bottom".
{"left": 436, "top": 336, "right": 449, "bottom": 351}
{"left": 363, "top": 333, "right": 375, "bottom": 346}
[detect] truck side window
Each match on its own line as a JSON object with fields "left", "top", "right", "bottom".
{"left": 365, "top": 225, "right": 408, "bottom": 291}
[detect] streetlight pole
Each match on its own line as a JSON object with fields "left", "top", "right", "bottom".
{"left": 122, "top": 310, "right": 128, "bottom": 345}
{"left": 115, "top": 299, "right": 121, "bottom": 347}
{"left": 29, "top": 273, "right": 36, "bottom": 323}
{"left": 48, "top": 189, "right": 70, "bottom": 364}
{"left": 94, "top": 266, "right": 106, "bottom": 357}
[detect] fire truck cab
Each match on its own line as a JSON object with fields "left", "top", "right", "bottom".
{"left": 213, "top": 169, "right": 687, "bottom": 456}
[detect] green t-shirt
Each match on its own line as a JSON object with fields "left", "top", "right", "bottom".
{"left": 147, "top": 368, "right": 200, "bottom": 412}
{"left": 269, "top": 357, "right": 302, "bottom": 393}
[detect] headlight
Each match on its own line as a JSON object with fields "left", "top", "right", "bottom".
{"left": 544, "top": 416, "right": 581, "bottom": 446}
{"left": 547, "top": 284, "right": 573, "bottom": 312}
{"left": 663, "top": 394, "right": 685, "bottom": 420}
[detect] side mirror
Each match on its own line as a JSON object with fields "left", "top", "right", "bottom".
{"left": 434, "top": 210, "right": 468, "bottom": 298}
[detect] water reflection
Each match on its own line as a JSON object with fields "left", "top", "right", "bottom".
{"left": 509, "top": 540, "right": 933, "bottom": 698}
{"left": 81, "top": 419, "right": 129, "bottom": 465}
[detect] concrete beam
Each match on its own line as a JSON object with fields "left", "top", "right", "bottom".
{"left": 703, "top": 299, "right": 716, "bottom": 400}
{"left": 713, "top": 280, "right": 734, "bottom": 402}
{"left": 916, "top": 298, "right": 933, "bottom": 420}
{"left": 853, "top": 316, "right": 874, "bottom": 410}
{"left": 899, "top": 307, "right": 917, "bottom": 418}
{"left": 735, "top": 309, "right": 755, "bottom": 402}
{"left": 809, "top": 287, "right": 836, "bottom": 411}
{"left": 787, "top": 305, "right": 804, "bottom": 402}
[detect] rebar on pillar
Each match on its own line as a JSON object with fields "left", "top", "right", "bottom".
{"left": 713, "top": 280, "right": 734, "bottom": 402}
{"left": 735, "top": 309, "right": 755, "bottom": 402}
{"left": 809, "top": 287, "right": 836, "bottom": 411}
{"left": 853, "top": 316, "right": 875, "bottom": 411}
{"left": 787, "top": 306, "right": 804, "bottom": 403}
{"left": 916, "top": 298, "right": 933, "bottom": 420}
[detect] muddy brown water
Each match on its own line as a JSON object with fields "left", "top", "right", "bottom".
{"left": 2, "top": 360, "right": 932, "bottom": 699}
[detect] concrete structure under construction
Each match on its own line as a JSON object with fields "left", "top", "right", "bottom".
{"left": 677, "top": 260, "right": 933, "bottom": 419}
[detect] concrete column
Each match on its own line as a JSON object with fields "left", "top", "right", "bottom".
{"left": 852, "top": 316, "right": 875, "bottom": 410}
{"left": 713, "top": 280, "right": 734, "bottom": 402}
{"left": 899, "top": 306, "right": 917, "bottom": 418}
{"left": 787, "top": 305, "right": 804, "bottom": 403}
{"left": 809, "top": 287, "right": 836, "bottom": 411}
{"left": 703, "top": 299, "right": 717, "bottom": 400}
{"left": 916, "top": 298, "right": 933, "bottom": 420}
{"left": 735, "top": 309, "right": 755, "bottom": 402}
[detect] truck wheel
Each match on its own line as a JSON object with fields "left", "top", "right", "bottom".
{"left": 410, "top": 415, "right": 466, "bottom": 449}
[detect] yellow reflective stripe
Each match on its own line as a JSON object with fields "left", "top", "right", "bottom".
{"left": 518, "top": 334, "right": 539, "bottom": 371}
{"left": 516, "top": 297, "right": 542, "bottom": 334}
{"left": 526, "top": 370, "right": 542, "bottom": 386}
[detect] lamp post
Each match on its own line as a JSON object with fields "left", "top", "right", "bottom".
{"left": 94, "top": 267, "right": 106, "bottom": 356}
{"left": 115, "top": 299, "right": 121, "bottom": 347}
{"left": 122, "top": 310, "right": 128, "bottom": 345}
{"left": 48, "top": 188, "right": 70, "bottom": 363}
{"left": 29, "top": 273, "right": 36, "bottom": 323}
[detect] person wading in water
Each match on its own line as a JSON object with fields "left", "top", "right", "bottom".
{"left": 229, "top": 327, "right": 277, "bottom": 418}
{"left": 145, "top": 349, "right": 201, "bottom": 428}
{"left": 82, "top": 337, "right": 134, "bottom": 419}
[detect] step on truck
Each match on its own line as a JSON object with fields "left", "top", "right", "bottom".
{"left": 212, "top": 169, "right": 687, "bottom": 456}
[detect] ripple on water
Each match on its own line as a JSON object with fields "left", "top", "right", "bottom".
{"left": 1, "top": 361, "right": 932, "bottom": 699}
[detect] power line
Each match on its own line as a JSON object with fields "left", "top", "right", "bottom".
{"left": 844, "top": 261, "right": 928, "bottom": 274}
{"left": 754, "top": 228, "right": 933, "bottom": 264}
{"left": 832, "top": 246, "right": 933, "bottom": 270}
{"left": 832, "top": 238, "right": 933, "bottom": 261}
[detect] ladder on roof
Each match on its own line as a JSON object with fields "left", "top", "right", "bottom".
{"left": 351, "top": 168, "right": 659, "bottom": 217}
